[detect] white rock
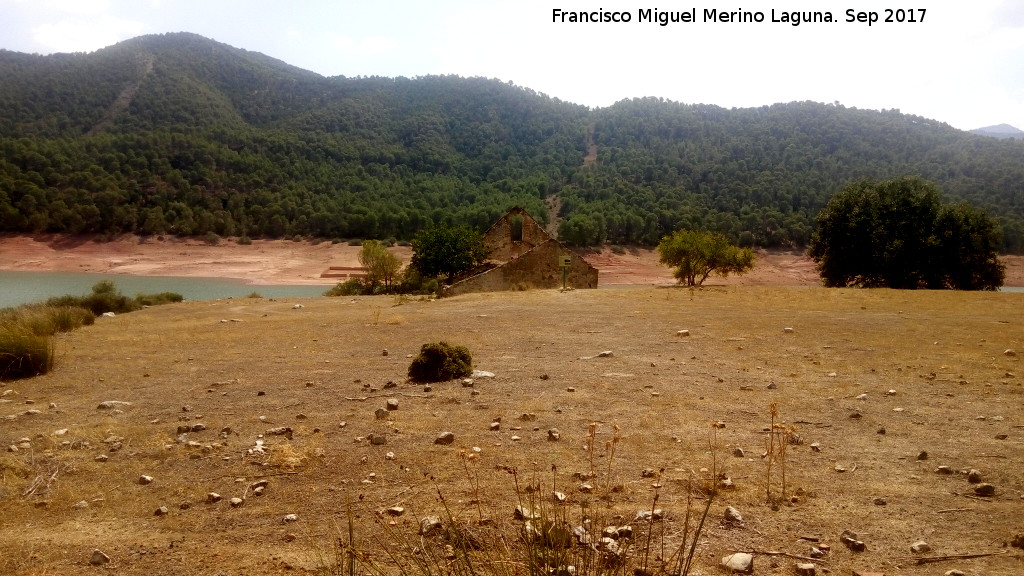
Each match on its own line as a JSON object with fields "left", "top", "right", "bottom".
{"left": 721, "top": 552, "right": 753, "bottom": 574}
{"left": 283, "top": 513, "right": 299, "bottom": 523}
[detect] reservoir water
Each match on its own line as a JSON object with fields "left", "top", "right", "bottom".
{"left": 0, "top": 271, "right": 330, "bottom": 309}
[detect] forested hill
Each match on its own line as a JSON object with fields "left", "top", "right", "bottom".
{"left": 2, "top": 33, "right": 1023, "bottom": 251}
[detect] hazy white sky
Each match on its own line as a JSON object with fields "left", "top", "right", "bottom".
{"left": 2, "top": 0, "right": 1023, "bottom": 131}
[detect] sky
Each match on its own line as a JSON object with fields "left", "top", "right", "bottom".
{"left": 1, "top": 0, "right": 1023, "bottom": 132}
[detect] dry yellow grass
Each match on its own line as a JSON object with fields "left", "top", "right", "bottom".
{"left": 0, "top": 286, "right": 1022, "bottom": 575}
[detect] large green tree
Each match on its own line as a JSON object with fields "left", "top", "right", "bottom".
{"left": 809, "top": 177, "right": 1005, "bottom": 290}
{"left": 410, "top": 225, "right": 489, "bottom": 281}
{"left": 658, "top": 229, "right": 755, "bottom": 286}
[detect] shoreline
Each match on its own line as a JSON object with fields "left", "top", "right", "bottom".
{"left": 1, "top": 234, "right": 1021, "bottom": 287}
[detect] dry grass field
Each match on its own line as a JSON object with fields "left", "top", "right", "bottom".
{"left": 1, "top": 286, "right": 1022, "bottom": 575}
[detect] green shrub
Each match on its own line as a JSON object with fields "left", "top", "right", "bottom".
{"left": 0, "top": 325, "right": 54, "bottom": 380}
{"left": 407, "top": 341, "right": 472, "bottom": 382}
{"left": 42, "top": 306, "right": 95, "bottom": 333}
{"left": 347, "top": 238, "right": 363, "bottom": 246}
{"left": 133, "top": 292, "right": 184, "bottom": 307}
{"left": 237, "top": 235, "right": 253, "bottom": 245}
{"left": 204, "top": 231, "right": 221, "bottom": 245}
{"left": 323, "top": 279, "right": 366, "bottom": 297}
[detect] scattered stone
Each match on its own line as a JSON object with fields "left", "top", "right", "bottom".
{"left": 386, "top": 399, "right": 399, "bottom": 411}
{"left": 419, "top": 516, "right": 442, "bottom": 535}
{"left": 640, "top": 468, "right": 656, "bottom": 478}
{"left": 471, "top": 370, "right": 495, "bottom": 378}
{"left": 767, "top": 382, "right": 777, "bottom": 390}
{"left": 784, "top": 327, "right": 795, "bottom": 333}
{"left": 97, "top": 400, "right": 131, "bottom": 410}
{"left": 944, "top": 570, "right": 966, "bottom": 576}
{"left": 547, "top": 428, "right": 560, "bottom": 441}
{"left": 886, "top": 389, "right": 897, "bottom": 396}
{"left": 265, "top": 426, "right": 293, "bottom": 439}
{"left": 724, "top": 506, "right": 743, "bottom": 523}
{"left": 877, "top": 427, "right": 886, "bottom": 435}
{"left": 489, "top": 421, "right": 500, "bottom": 431}
{"left": 461, "top": 379, "right": 474, "bottom": 388}
{"left": 90, "top": 549, "right": 110, "bottom": 566}
{"left": 1004, "top": 349, "right": 1017, "bottom": 357}
{"left": 423, "top": 385, "right": 432, "bottom": 392}
{"left": 809, "top": 547, "right": 825, "bottom": 559}
{"left": 849, "top": 412, "right": 863, "bottom": 419}
{"left": 935, "top": 465, "right": 952, "bottom": 474}
{"left": 95, "top": 454, "right": 108, "bottom": 462}
{"left": 677, "top": 330, "right": 690, "bottom": 336}
{"left": 795, "top": 562, "right": 816, "bottom": 576}
{"left": 553, "top": 491, "right": 567, "bottom": 503}
{"left": 230, "top": 497, "right": 244, "bottom": 507}
{"left": 283, "top": 513, "right": 298, "bottom": 523}
{"left": 873, "top": 497, "right": 887, "bottom": 506}
{"left": 139, "top": 475, "right": 154, "bottom": 485}
{"left": 856, "top": 393, "right": 868, "bottom": 400}
{"left": 974, "top": 483, "right": 996, "bottom": 497}
{"left": 73, "top": 500, "right": 89, "bottom": 510}
{"left": 810, "top": 442, "right": 821, "bottom": 452}
{"left": 382, "top": 349, "right": 389, "bottom": 356}
{"left": 566, "top": 386, "right": 575, "bottom": 392}
{"left": 514, "top": 505, "right": 540, "bottom": 520}
{"left": 996, "top": 434, "right": 1008, "bottom": 440}
{"left": 369, "top": 433, "right": 387, "bottom": 446}
{"left": 179, "top": 502, "right": 191, "bottom": 510}
{"left": 434, "top": 432, "right": 455, "bottom": 445}
{"left": 154, "top": 506, "right": 169, "bottom": 516}
{"left": 375, "top": 408, "right": 388, "bottom": 419}
{"left": 967, "top": 469, "right": 982, "bottom": 483}
{"left": 721, "top": 552, "right": 754, "bottom": 574}
{"left": 292, "top": 304, "right": 304, "bottom": 309}
{"left": 206, "top": 492, "right": 222, "bottom": 504}
{"left": 579, "top": 483, "right": 593, "bottom": 493}
{"left": 1010, "top": 533, "right": 1024, "bottom": 549}
{"left": 910, "top": 541, "right": 931, "bottom": 553}
{"left": 840, "top": 530, "right": 866, "bottom": 552}
{"left": 597, "top": 351, "right": 613, "bottom": 357}
{"left": 719, "top": 477, "right": 735, "bottom": 490}
{"left": 917, "top": 451, "right": 929, "bottom": 461}
{"left": 732, "top": 447, "right": 745, "bottom": 458}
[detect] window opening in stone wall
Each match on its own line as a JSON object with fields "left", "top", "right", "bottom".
{"left": 511, "top": 216, "right": 523, "bottom": 242}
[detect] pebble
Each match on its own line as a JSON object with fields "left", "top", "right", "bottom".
{"left": 419, "top": 516, "right": 442, "bottom": 535}
{"left": 795, "top": 562, "right": 816, "bottom": 576}
{"left": 720, "top": 552, "right": 753, "bottom": 574}
{"left": 724, "top": 506, "right": 743, "bottom": 523}
{"left": 547, "top": 428, "right": 560, "bottom": 441}
{"left": 230, "top": 497, "right": 244, "bottom": 507}
{"left": 139, "top": 475, "right": 154, "bottom": 485}
{"left": 283, "top": 513, "right": 299, "bottom": 523}
{"left": 90, "top": 549, "right": 111, "bottom": 565}
{"left": 386, "top": 399, "right": 399, "bottom": 410}
{"left": 967, "top": 469, "right": 982, "bottom": 483}
{"left": 910, "top": 540, "right": 931, "bottom": 553}
{"left": 841, "top": 530, "right": 866, "bottom": 552}
{"left": 974, "top": 483, "right": 996, "bottom": 496}
{"left": 206, "top": 492, "right": 222, "bottom": 503}
{"left": 434, "top": 432, "right": 455, "bottom": 445}
{"left": 154, "top": 506, "right": 169, "bottom": 516}
{"left": 732, "top": 447, "right": 745, "bottom": 457}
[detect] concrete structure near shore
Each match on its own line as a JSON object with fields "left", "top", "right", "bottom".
{"left": 444, "top": 207, "right": 598, "bottom": 296}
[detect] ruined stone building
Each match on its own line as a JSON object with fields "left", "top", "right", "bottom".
{"left": 444, "top": 207, "right": 599, "bottom": 296}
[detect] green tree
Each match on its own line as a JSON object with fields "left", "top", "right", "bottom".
{"left": 410, "top": 225, "right": 489, "bottom": 281}
{"left": 658, "top": 229, "right": 754, "bottom": 286}
{"left": 809, "top": 177, "right": 1005, "bottom": 290}
{"left": 358, "top": 240, "right": 403, "bottom": 292}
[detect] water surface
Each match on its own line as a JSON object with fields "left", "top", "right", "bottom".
{"left": 0, "top": 271, "right": 329, "bottom": 309}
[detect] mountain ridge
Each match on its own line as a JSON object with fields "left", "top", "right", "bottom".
{"left": 1, "top": 32, "right": 1022, "bottom": 251}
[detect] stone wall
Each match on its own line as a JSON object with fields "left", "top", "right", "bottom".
{"left": 446, "top": 240, "right": 598, "bottom": 296}
{"left": 483, "top": 207, "right": 551, "bottom": 263}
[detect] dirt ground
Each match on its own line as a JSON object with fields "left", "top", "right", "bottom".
{"left": 1, "top": 234, "right": 1022, "bottom": 287}
{"left": 0, "top": 284, "right": 1022, "bottom": 575}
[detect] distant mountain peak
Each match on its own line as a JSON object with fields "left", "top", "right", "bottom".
{"left": 971, "top": 123, "right": 1024, "bottom": 138}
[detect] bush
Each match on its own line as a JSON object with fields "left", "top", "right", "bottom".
{"left": 133, "top": 292, "right": 184, "bottom": 307}
{"left": 408, "top": 341, "right": 473, "bottom": 382}
{"left": 0, "top": 325, "right": 54, "bottom": 380}
{"left": 324, "top": 279, "right": 366, "bottom": 297}
{"left": 237, "top": 235, "right": 253, "bottom": 245}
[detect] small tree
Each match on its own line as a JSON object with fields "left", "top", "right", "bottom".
{"left": 410, "top": 225, "right": 489, "bottom": 281}
{"left": 358, "top": 240, "right": 402, "bottom": 292}
{"left": 658, "top": 229, "right": 755, "bottom": 286}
